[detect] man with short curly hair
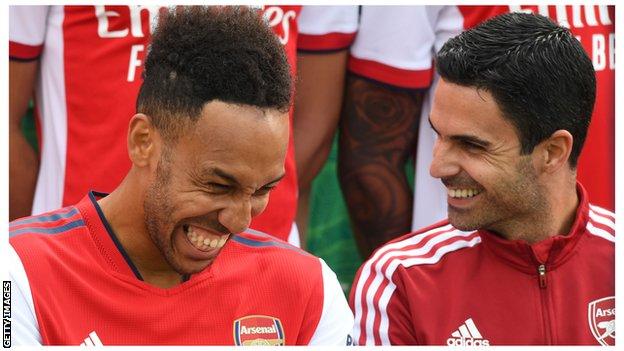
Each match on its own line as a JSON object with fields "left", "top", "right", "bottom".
{"left": 9, "top": 6, "right": 353, "bottom": 345}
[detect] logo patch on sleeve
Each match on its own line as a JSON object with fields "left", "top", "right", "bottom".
{"left": 588, "top": 296, "right": 615, "bottom": 346}
{"left": 233, "top": 315, "right": 285, "bottom": 346}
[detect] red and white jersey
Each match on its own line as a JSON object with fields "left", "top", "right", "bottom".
{"left": 8, "top": 5, "right": 355, "bottom": 244}
{"left": 300, "top": 6, "right": 468, "bottom": 229}
{"left": 350, "top": 183, "right": 615, "bottom": 345}
{"left": 9, "top": 193, "right": 354, "bottom": 345}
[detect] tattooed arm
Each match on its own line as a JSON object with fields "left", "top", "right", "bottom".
{"left": 338, "top": 74, "right": 425, "bottom": 258}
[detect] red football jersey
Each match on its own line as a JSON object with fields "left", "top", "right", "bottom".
{"left": 8, "top": 5, "right": 356, "bottom": 243}
{"left": 350, "top": 183, "right": 614, "bottom": 345}
{"left": 9, "top": 193, "right": 353, "bottom": 345}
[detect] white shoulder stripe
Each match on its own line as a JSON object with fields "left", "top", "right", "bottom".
{"left": 376, "top": 236, "right": 482, "bottom": 344}
{"left": 589, "top": 209, "right": 615, "bottom": 231}
{"left": 589, "top": 204, "right": 615, "bottom": 219}
{"left": 351, "top": 224, "right": 454, "bottom": 344}
{"left": 353, "top": 227, "right": 479, "bottom": 345}
{"left": 587, "top": 221, "right": 615, "bottom": 243}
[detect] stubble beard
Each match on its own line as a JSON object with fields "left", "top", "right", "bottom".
{"left": 448, "top": 157, "right": 550, "bottom": 239}
{"left": 143, "top": 154, "right": 189, "bottom": 275}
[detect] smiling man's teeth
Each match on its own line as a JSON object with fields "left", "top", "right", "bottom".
{"left": 185, "top": 225, "right": 229, "bottom": 251}
{"left": 448, "top": 188, "right": 481, "bottom": 198}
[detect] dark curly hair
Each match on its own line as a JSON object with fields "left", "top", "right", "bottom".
{"left": 136, "top": 6, "right": 292, "bottom": 141}
{"left": 436, "top": 12, "right": 596, "bottom": 168}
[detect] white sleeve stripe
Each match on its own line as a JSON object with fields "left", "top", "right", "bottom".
{"left": 31, "top": 6, "right": 68, "bottom": 215}
{"left": 587, "top": 221, "right": 616, "bottom": 243}
{"left": 307, "top": 258, "right": 354, "bottom": 345}
{"left": 376, "top": 236, "right": 481, "bottom": 345}
{"left": 352, "top": 224, "right": 453, "bottom": 343}
{"left": 589, "top": 204, "right": 615, "bottom": 219}
{"left": 8, "top": 245, "right": 43, "bottom": 345}
{"left": 365, "top": 230, "right": 477, "bottom": 344}
{"left": 589, "top": 210, "right": 615, "bottom": 231}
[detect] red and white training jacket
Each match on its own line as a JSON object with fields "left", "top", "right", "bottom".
{"left": 350, "top": 183, "right": 615, "bottom": 345}
{"left": 8, "top": 5, "right": 357, "bottom": 244}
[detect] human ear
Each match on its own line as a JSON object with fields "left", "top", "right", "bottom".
{"left": 127, "top": 114, "right": 157, "bottom": 168}
{"left": 536, "top": 130, "right": 574, "bottom": 174}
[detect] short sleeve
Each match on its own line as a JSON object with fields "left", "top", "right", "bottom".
{"left": 9, "top": 5, "right": 50, "bottom": 60}
{"left": 297, "top": 6, "right": 358, "bottom": 52}
{"left": 307, "top": 258, "right": 354, "bottom": 345}
{"left": 8, "top": 244, "right": 43, "bottom": 345}
{"left": 348, "top": 6, "right": 454, "bottom": 89}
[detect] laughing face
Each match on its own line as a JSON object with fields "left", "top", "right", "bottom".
{"left": 429, "top": 79, "right": 548, "bottom": 234}
{"left": 143, "top": 101, "right": 288, "bottom": 275}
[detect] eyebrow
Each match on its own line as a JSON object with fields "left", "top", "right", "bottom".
{"left": 210, "top": 167, "right": 286, "bottom": 187}
{"left": 428, "top": 116, "right": 492, "bottom": 148}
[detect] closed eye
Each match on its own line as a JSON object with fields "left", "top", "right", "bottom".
{"left": 207, "top": 183, "right": 231, "bottom": 192}
{"left": 460, "top": 139, "right": 486, "bottom": 150}
{"left": 254, "top": 185, "right": 276, "bottom": 196}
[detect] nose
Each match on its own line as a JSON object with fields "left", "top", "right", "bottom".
{"left": 429, "top": 138, "right": 461, "bottom": 179}
{"left": 218, "top": 197, "right": 252, "bottom": 234}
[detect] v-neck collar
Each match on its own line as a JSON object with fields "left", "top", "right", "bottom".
{"left": 75, "top": 191, "right": 196, "bottom": 292}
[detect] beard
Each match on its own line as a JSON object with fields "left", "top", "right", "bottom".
{"left": 446, "top": 156, "right": 550, "bottom": 236}
{"left": 143, "top": 152, "right": 189, "bottom": 275}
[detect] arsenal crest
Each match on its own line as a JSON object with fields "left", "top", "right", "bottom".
{"left": 588, "top": 296, "right": 615, "bottom": 346}
{"left": 233, "top": 315, "right": 285, "bottom": 346}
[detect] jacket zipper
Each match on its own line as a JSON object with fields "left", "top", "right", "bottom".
{"left": 538, "top": 264, "right": 547, "bottom": 288}
{"left": 537, "top": 264, "right": 553, "bottom": 344}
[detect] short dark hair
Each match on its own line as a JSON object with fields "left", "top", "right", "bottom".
{"left": 436, "top": 12, "right": 596, "bottom": 167}
{"left": 137, "top": 6, "right": 292, "bottom": 141}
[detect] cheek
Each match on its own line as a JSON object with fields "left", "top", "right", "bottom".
{"left": 462, "top": 155, "right": 516, "bottom": 188}
{"left": 172, "top": 192, "right": 220, "bottom": 218}
{"left": 250, "top": 196, "right": 270, "bottom": 216}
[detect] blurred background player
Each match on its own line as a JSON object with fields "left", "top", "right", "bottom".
{"left": 9, "top": 4, "right": 357, "bottom": 247}
{"left": 295, "top": 6, "right": 464, "bottom": 260}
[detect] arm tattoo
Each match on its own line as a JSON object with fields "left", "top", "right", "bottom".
{"left": 338, "top": 74, "right": 425, "bottom": 259}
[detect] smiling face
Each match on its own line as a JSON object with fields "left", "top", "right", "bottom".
{"left": 429, "top": 79, "right": 549, "bottom": 234}
{"left": 143, "top": 101, "right": 288, "bottom": 275}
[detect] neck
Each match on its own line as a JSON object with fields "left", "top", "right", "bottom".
{"left": 98, "top": 170, "right": 182, "bottom": 288}
{"left": 492, "top": 178, "right": 579, "bottom": 244}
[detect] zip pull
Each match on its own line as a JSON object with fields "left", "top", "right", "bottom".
{"left": 538, "top": 264, "right": 547, "bottom": 288}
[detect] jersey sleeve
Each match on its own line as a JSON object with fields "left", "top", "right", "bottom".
{"left": 307, "top": 258, "right": 354, "bottom": 345}
{"left": 9, "top": 5, "right": 50, "bottom": 61}
{"left": 8, "top": 244, "right": 43, "bottom": 345}
{"left": 347, "top": 6, "right": 463, "bottom": 89}
{"left": 297, "top": 6, "right": 359, "bottom": 52}
{"left": 350, "top": 258, "right": 418, "bottom": 345}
